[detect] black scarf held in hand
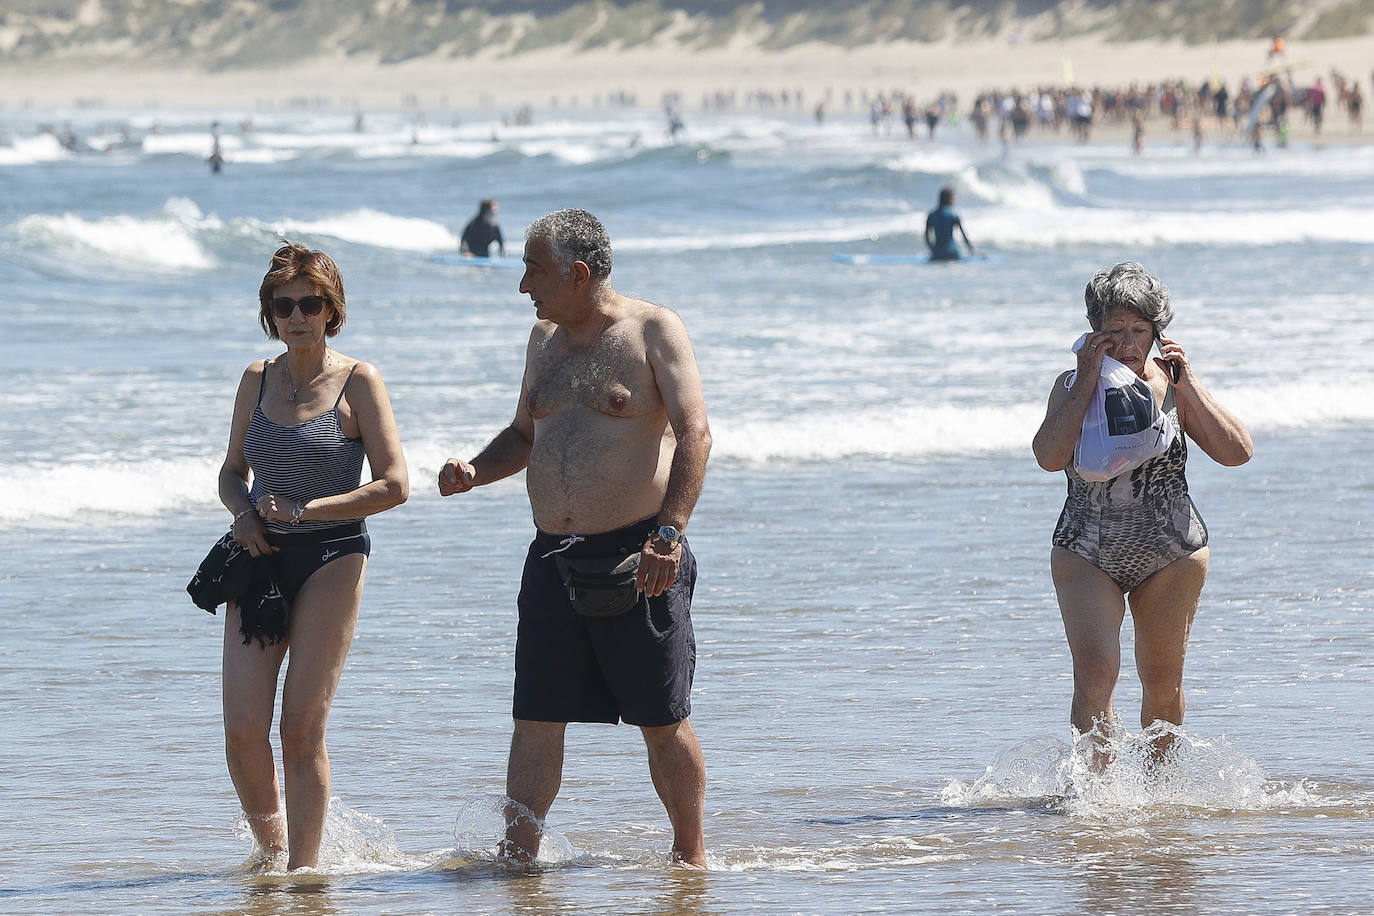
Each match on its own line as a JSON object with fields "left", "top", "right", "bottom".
{"left": 186, "top": 530, "right": 289, "bottom": 647}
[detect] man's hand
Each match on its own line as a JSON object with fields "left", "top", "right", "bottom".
{"left": 438, "top": 458, "right": 476, "bottom": 496}
{"left": 637, "top": 536, "right": 681, "bottom": 597}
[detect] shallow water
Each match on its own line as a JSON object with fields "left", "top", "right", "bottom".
{"left": 1, "top": 107, "right": 1372, "bottom": 913}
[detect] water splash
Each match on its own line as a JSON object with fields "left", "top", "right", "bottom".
{"left": 942, "top": 724, "right": 1320, "bottom": 819}
{"left": 233, "top": 797, "right": 424, "bottom": 875}
{"left": 452, "top": 794, "right": 578, "bottom": 867}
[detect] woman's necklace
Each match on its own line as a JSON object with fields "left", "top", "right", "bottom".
{"left": 285, "top": 350, "right": 330, "bottom": 402}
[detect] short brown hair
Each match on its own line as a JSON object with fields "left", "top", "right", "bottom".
{"left": 257, "top": 242, "right": 347, "bottom": 339}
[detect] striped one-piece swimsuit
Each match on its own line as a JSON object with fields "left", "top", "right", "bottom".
{"left": 243, "top": 360, "right": 366, "bottom": 534}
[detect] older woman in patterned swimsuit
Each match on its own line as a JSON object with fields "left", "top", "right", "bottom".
{"left": 1032, "top": 262, "right": 1252, "bottom": 750}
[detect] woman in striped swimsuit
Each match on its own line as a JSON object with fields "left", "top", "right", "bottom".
{"left": 218, "top": 243, "right": 408, "bottom": 870}
{"left": 1032, "top": 262, "right": 1252, "bottom": 758}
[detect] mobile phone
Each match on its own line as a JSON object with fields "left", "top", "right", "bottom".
{"left": 1155, "top": 331, "right": 1180, "bottom": 382}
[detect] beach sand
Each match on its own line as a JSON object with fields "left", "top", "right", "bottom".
{"left": 2, "top": 35, "right": 1372, "bottom": 116}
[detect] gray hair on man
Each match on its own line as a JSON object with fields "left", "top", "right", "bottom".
{"left": 1084, "top": 261, "right": 1173, "bottom": 333}
{"left": 525, "top": 208, "right": 614, "bottom": 280}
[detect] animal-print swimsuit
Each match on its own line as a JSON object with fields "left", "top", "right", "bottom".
{"left": 1052, "top": 386, "right": 1208, "bottom": 591}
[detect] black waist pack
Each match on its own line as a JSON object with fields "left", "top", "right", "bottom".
{"left": 553, "top": 552, "right": 642, "bottom": 617}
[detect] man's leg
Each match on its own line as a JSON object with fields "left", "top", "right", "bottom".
{"left": 502, "top": 719, "right": 566, "bottom": 861}
{"left": 641, "top": 718, "right": 706, "bottom": 867}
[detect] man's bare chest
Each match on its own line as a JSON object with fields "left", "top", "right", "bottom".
{"left": 526, "top": 342, "right": 656, "bottom": 420}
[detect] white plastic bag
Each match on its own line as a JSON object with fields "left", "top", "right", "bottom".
{"left": 1069, "top": 333, "right": 1177, "bottom": 482}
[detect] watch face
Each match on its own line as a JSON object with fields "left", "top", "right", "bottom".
{"left": 657, "top": 525, "right": 681, "bottom": 543}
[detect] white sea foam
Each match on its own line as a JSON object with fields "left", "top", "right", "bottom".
{"left": 0, "top": 456, "right": 223, "bottom": 523}
{"left": 3, "top": 379, "right": 1370, "bottom": 525}
{"left": 0, "top": 444, "right": 509, "bottom": 524}
{"left": 1085, "top": 143, "right": 1374, "bottom": 180}
{"left": 0, "top": 132, "right": 71, "bottom": 166}
{"left": 7, "top": 197, "right": 219, "bottom": 270}
{"left": 272, "top": 208, "right": 460, "bottom": 252}
{"left": 977, "top": 203, "right": 1374, "bottom": 248}
{"left": 720, "top": 837, "right": 963, "bottom": 872}
{"left": 711, "top": 402, "right": 1047, "bottom": 463}
{"left": 141, "top": 132, "right": 241, "bottom": 157}
{"left": 621, "top": 198, "right": 1374, "bottom": 252}
{"left": 616, "top": 215, "right": 924, "bottom": 252}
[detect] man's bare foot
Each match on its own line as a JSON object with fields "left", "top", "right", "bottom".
{"left": 671, "top": 848, "right": 708, "bottom": 869}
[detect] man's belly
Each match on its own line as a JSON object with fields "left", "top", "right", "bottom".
{"left": 527, "top": 412, "right": 671, "bottom": 534}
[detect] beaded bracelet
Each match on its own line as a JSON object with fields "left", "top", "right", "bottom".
{"left": 232, "top": 507, "right": 256, "bottom": 523}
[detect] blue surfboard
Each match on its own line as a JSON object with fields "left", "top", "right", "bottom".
{"left": 429, "top": 254, "right": 525, "bottom": 269}
{"left": 830, "top": 252, "right": 998, "bottom": 265}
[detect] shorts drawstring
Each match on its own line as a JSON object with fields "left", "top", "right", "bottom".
{"left": 540, "top": 535, "right": 585, "bottom": 559}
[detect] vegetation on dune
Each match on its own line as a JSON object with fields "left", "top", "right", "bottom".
{"left": 1304, "top": 0, "right": 1374, "bottom": 40}
{"left": 0, "top": 0, "right": 1368, "bottom": 67}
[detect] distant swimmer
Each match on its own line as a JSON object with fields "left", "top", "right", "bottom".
{"left": 460, "top": 198, "right": 506, "bottom": 258}
{"left": 666, "top": 106, "right": 686, "bottom": 141}
{"left": 209, "top": 121, "right": 224, "bottom": 173}
{"left": 924, "top": 187, "right": 975, "bottom": 261}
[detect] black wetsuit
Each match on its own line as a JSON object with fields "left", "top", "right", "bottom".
{"left": 461, "top": 217, "right": 504, "bottom": 257}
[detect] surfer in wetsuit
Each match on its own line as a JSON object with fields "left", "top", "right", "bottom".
{"left": 924, "top": 187, "right": 975, "bottom": 261}
{"left": 460, "top": 198, "right": 506, "bottom": 258}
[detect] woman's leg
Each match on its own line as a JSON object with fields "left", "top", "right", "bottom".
{"left": 1051, "top": 547, "right": 1128, "bottom": 736}
{"left": 222, "top": 602, "right": 289, "bottom": 858}
{"left": 278, "top": 554, "right": 366, "bottom": 870}
{"left": 1128, "top": 547, "right": 1209, "bottom": 729}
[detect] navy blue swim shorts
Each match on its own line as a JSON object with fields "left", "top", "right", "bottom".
{"left": 513, "top": 516, "right": 697, "bottom": 728}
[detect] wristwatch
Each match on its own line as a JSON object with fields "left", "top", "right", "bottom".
{"left": 654, "top": 525, "right": 682, "bottom": 547}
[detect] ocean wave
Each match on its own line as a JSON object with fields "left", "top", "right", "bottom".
{"left": 1080, "top": 143, "right": 1374, "bottom": 181}
{"left": 0, "top": 132, "right": 71, "bottom": 166}
{"left": 614, "top": 195, "right": 1374, "bottom": 252}
{"left": 7, "top": 197, "right": 219, "bottom": 270}
{"left": 6, "top": 382, "right": 1367, "bottom": 524}
{"left": 0, "top": 438, "right": 504, "bottom": 524}
{"left": 269, "top": 208, "right": 460, "bottom": 252}
{"left": 977, "top": 203, "right": 1374, "bottom": 248}
{"left": 0, "top": 456, "right": 223, "bottom": 523}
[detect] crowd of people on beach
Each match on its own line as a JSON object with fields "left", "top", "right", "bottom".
{"left": 8, "top": 58, "right": 1371, "bottom": 165}
{"left": 859, "top": 66, "right": 1367, "bottom": 153}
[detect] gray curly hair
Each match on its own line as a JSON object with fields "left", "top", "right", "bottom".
{"left": 1084, "top": 261, "right": 1173, "bottom": 333}
{"left": 525, "top": 208, "right": 613, "bottom": 279}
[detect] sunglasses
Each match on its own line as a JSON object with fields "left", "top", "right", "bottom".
{"left": 270, "top": 295, "right": 329, "bottom": 320}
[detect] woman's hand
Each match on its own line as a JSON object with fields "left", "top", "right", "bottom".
{"left": 1153, "top": 334, "right": 1190, "bottom": 385}
{"left": 232, "top": 509, "right": 276, "bottom": 557}
{"left": 255, "top": 493, "right": 304, "bottom": 526}
{"left": 1074, "top": 330, "right": 1114, "bottom": 384}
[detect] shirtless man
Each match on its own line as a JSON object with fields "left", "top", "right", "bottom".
{"left": 438, "top": 209, "right": 711, "bottom": 867}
